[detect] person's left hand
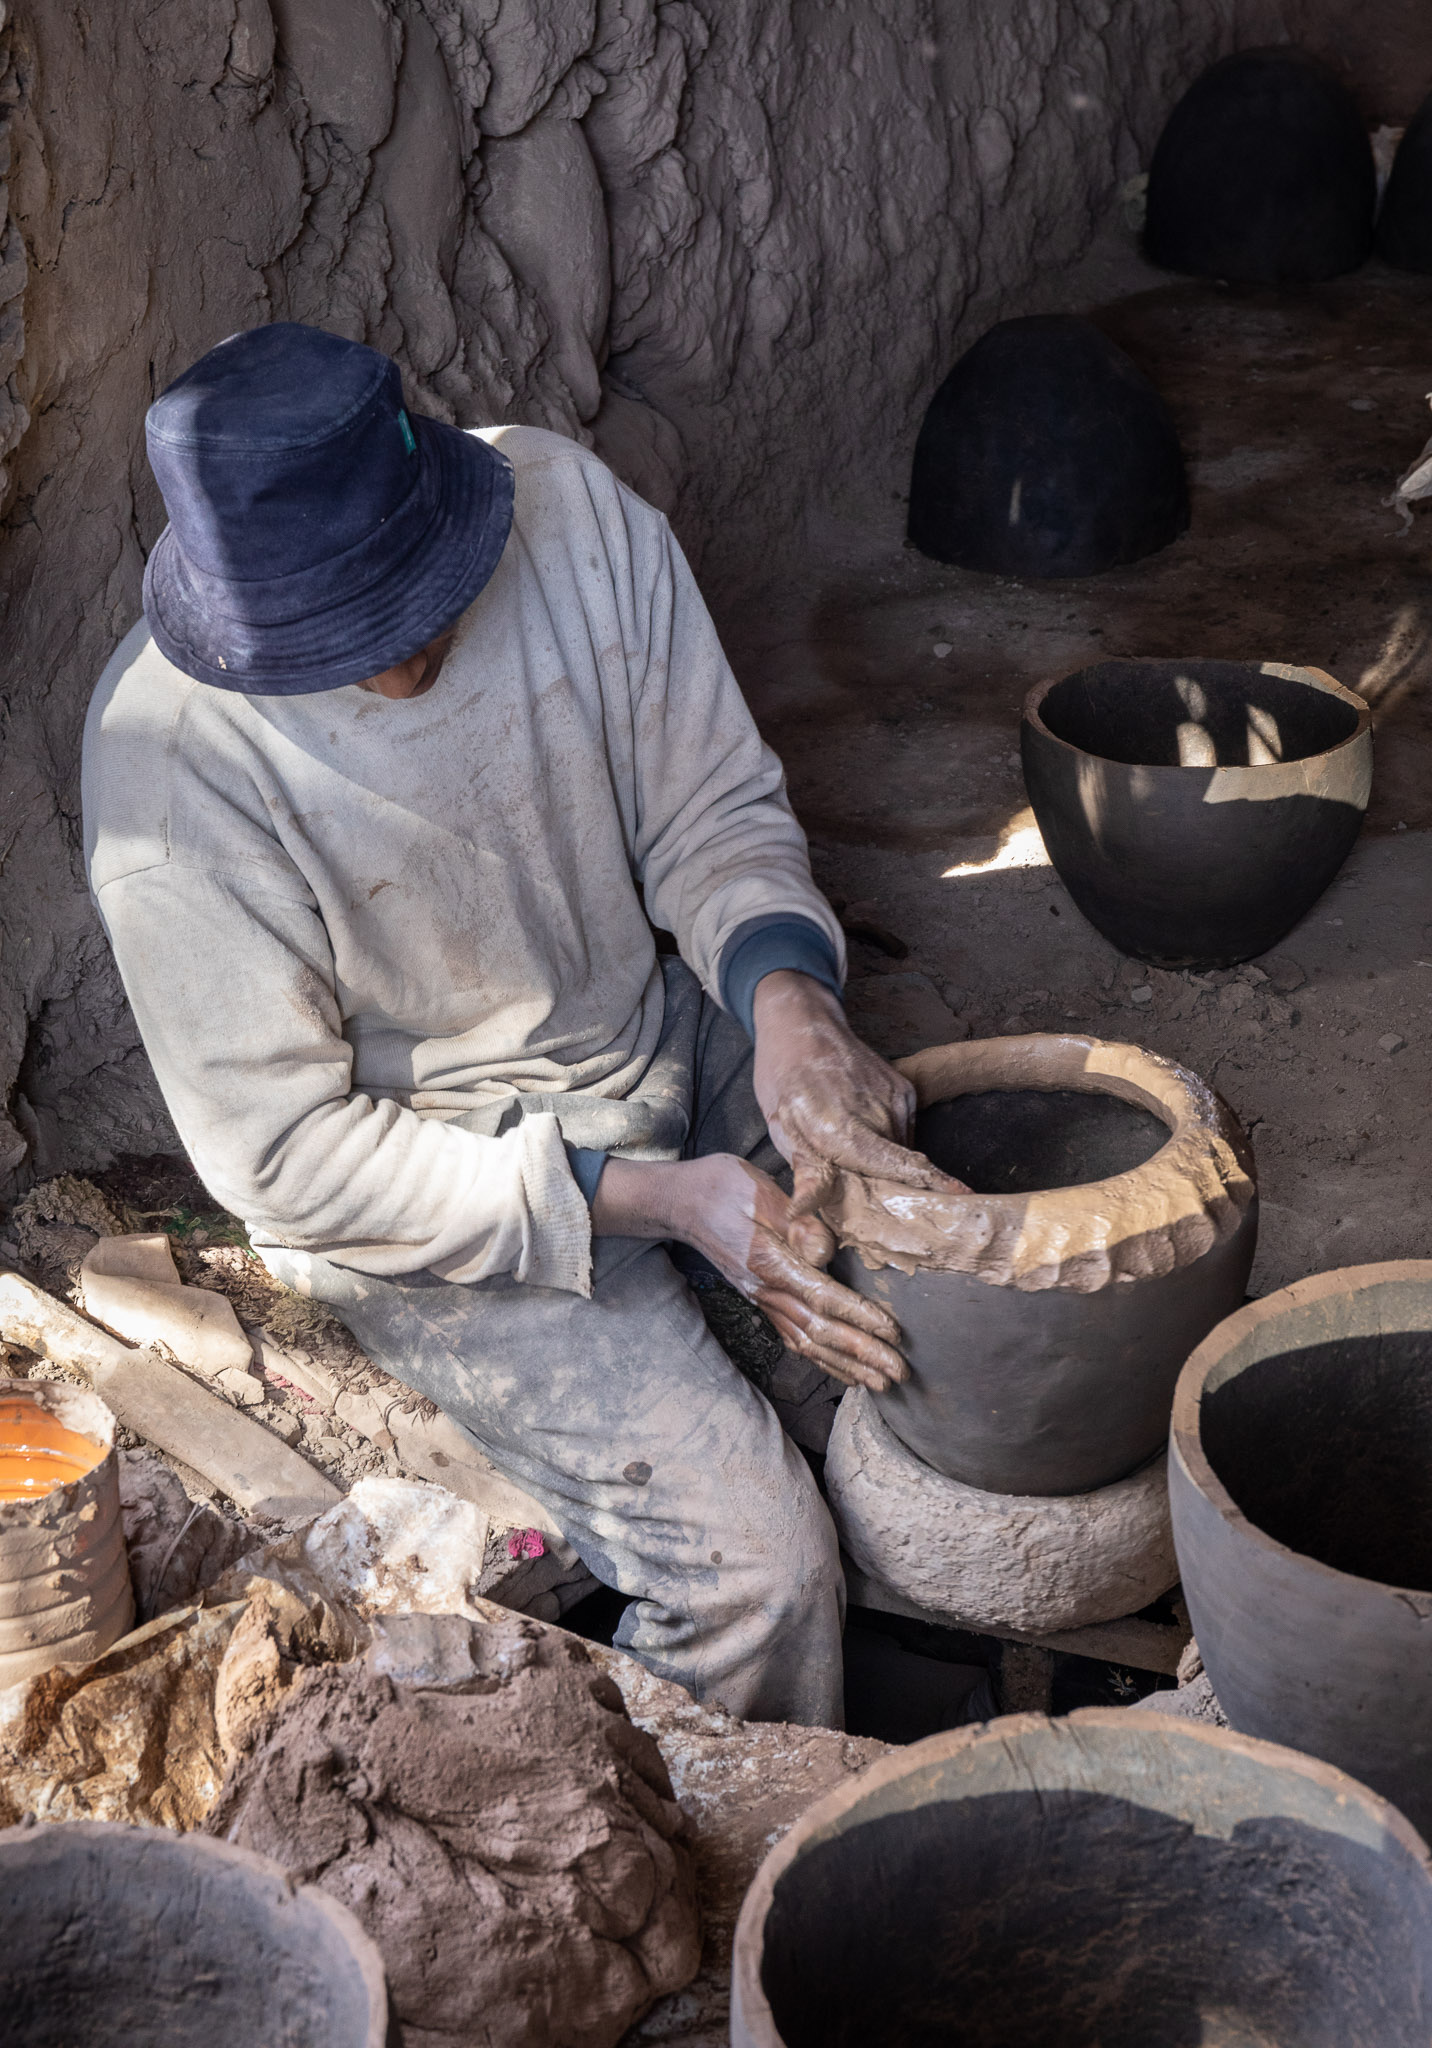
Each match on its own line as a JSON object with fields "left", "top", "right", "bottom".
{"left": 750, "top": 970, "right": 964, "bottom": 1233}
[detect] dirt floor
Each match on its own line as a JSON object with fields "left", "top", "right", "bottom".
{"left": 724, "top": 245, "right": 1432, "bottom": 1300}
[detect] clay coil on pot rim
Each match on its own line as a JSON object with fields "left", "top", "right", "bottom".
{"left": 1170, "top": 1260, "right": 1432, "bottom": 1839}
{"left": 731, "top": 1709, "right": 1432, "bottom": 2048}
{"left": 1021, "top": 657, "right": 1372, "bottom": 969}
{"left": 0, "top": 1378, "right": 134, "bottom": 1687}
{"left": 823, "top": 1034, "right": 1257, "bottom": 1496}
{"left": 822, "top": 1033, "right": 1254, "bottom": 1295}
{"left": 0, "top": 1820, "right": 389, "bottom": 2047}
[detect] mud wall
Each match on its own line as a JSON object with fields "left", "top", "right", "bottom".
{"left": 0, "top": 0, "right": 1294, "bottom": 1189}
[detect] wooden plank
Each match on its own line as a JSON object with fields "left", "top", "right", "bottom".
{"left": 0, "top": 1268, "right": 340, "bottom": 1515}
{"left": 843, "top": 1559, "right": 1190, "bottom": 1676}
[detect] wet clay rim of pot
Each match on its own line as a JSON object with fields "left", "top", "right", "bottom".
{"left": 0, "top": 1820, "right": 391, "bottom": 2045}
{"left": 1022, "top": 659, "right": 1372, "bottom": 796}
{"left": 728, "top": 1707, "right": 1432, "bottom": 2048}
{"left": 820, "top": 1034, "right": 1254, "bottom": 1292}
{"left": 1170, "top": 1258, "right": 1432, "bottom": 1615}
{"left": 0, "top": 1374, "right": 118, "bottom": 1522}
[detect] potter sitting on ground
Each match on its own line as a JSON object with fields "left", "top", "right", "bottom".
{"left": 82, "top": 322, "right": 948, "bottom": 1730}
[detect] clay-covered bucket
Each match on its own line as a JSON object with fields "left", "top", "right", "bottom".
{"left": 826, "top": 1035, "right": 1257, "bottom": 1496}
{"left": 0, "top": 1378, "right": 133, "bottom": 1685}
{"left": 1144, "top": 47, "right": 1375, "bottom": 283}
{"left": 0, "top": 1821, "right": 388, "bottom": 2046}
{"left": 731, "top": 1710, "right": 1432, "bottom": 2048}
{"left": 1171, "top": 1261, "right": 1432, "bottom": 1837}
{"left": 1022, "top": 657, "right": 1371, "bottom": 969}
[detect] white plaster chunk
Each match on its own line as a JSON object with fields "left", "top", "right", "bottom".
{"left": 826, "top": 1387, "right": 1176, "bottom": 1633}
{"left": 301, "top": 1477, "right": 494, "bottom": 1622}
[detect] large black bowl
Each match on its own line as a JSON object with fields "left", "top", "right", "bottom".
{"left": 907, "top": 314, "right": 1187, "bottom": 579}
{"left": 1145, "top": 48, "right": 1375, "bottom": 283}
{"left": 1022, "top": 656, "right": 1371, "bottom": 968}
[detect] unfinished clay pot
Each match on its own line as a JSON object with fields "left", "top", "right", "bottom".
{"left": 0, "top": 1378, "right": 133, "bottom": 1686}
{"left": 1377, "top": 92, "right": 1432, "bottom": 272}
{"left": 730, "top": 1710, "right": 1432, "bottom": 2048}
{"left": 825, "top": 1034, "right": 1256, "bottom": 1497}
{"left": 907, "top": 314, "right": 1187, "bottom": 577}
{"left": 825, "top": 1388, "right": 1175, "bottom": 1631}
{"left": 1023, "top": 657, "right": 1371, "bottom": 968}
{"left": 1145, "top": 49, "right": 1376, "bottom": 282}
{"left": 1171, "top": 1261, "right": 1432, "bottom": 1839}
{"left": 0, "top": 1820, "right": 388, "bottom": 2046}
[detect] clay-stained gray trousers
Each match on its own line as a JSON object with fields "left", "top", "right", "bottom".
{"left": 261, "top": 962, "right": 846, "bottom": 1728}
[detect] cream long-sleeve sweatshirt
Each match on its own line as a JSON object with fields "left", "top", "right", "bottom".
{"left": 82, "top": 427, "right": 843, "bottom": 1297}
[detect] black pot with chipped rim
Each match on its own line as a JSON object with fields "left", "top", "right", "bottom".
{"left": 1020, "top": 656, "right": 1372, "bottom": 970}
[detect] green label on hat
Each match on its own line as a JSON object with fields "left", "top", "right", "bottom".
{"left": 398, "top": 408, "right": 417, "bottom": 456}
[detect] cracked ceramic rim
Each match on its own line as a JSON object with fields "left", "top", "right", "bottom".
{"left": 820, "top": 1033, "right": 1256, "bottom": 1292}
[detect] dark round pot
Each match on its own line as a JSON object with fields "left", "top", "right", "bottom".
{"left": 906, "top": 314, "right": 1187, "bottom": 578}
{"left": 731, "top": 1710, "right": 1432, "bottom": 2048}
{"left": 0, "top": 1821, "right": 388, "bottom": 2047}
{"left": 1145, "top": 48, "right": 1375, "bottom": 283}
{"left": 1171, "top": 1261, "right": 1432, "bottom": 1841}
{"left": 825, "top": 1034, "right": 1257, "bottom": 1497}
{"left": 1022, "top": 656, "right": 1371, "bottom": 969}
{"left": 1377, "top": 91, "right": 1432, "bottom": 272}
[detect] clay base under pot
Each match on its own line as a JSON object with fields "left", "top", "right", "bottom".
{"left": 826, "top": 1388, "right": 1176, "bottom": 1634}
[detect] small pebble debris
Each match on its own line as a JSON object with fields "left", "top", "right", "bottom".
{"left": 1379, "top": 1033, "right": 1406, "bottom": 1054}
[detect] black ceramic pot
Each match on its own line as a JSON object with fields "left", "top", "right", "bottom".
{"left": 731, "top": 1712, "right": 1432, "bottom": 2048}
{"left": 1377, "top": 92, "right": 1432, "bottom": 272}
{"left": 1171, "top": 1261, "right": 1432, "bottom": 1841}
{"left": 826, "top": 1034, "right": 1257, "bottom": 1497}
{"left": 0, "top": 1821, "right": 389, "bottom": 2046}
{"left": 1022, "top": 656, "right": 1371, "bottom": 969}
{"left": 1145, "top": 48, "right": 1375, "bottom": 283}
{"left": 906, "top": 314, "right": 1187, "bottom": 578}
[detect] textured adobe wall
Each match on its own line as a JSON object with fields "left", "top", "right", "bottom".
{"left": 0, "top": 0, "right": 1290, "bottom": 1191}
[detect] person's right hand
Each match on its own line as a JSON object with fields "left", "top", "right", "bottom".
{"left": 592, "top": 1152, "right": 908, "bottom": 1392}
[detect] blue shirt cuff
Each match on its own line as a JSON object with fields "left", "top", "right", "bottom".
{"left": 718, "top": 913, "right": 844, "bottom": 1041}
{"left": 564, "top": 1145, "right": 610, "bottom": 1209}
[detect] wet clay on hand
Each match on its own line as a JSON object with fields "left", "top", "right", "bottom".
{"left": 751, "top": 974, "right": 964, "bottom": 1226}
{"left": 701, "top": 1158, "right": 907, "bottom": 1392}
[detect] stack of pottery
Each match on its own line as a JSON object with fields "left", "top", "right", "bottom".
{"left": 821, "top": 1032, "right": 1257, "bottom": 1634}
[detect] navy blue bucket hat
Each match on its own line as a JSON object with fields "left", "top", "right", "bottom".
{"left": 142, "top": 323, "right": 514, "bottom": 694}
